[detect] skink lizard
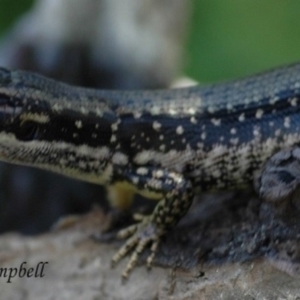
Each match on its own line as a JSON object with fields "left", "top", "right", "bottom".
{"left": 0, "top": 63, "right": 300, "bottom": 278}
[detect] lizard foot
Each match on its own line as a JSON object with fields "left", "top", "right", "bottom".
{"left": 111, "top": 216, "right": 163, "bottom": 279}
{"left": 254, "top": 147, "right": 300, "bottom": 203}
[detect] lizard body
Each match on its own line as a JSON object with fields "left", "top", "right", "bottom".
{"left": 0, "top": 63, "right": 300, "bottom": 277}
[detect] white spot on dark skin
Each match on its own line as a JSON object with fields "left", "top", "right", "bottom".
{"left": 111, "top": 123, "right": 118, "bottom": 131}
{"left": 255, "top": 109, "right": 264, "bottom": 119}
{"left": 80, "top": 107, "right": 87, "bottom": 114}
{"left": 154, "top": 170, "right": 164, "bottom": 178}
{"left": 226, "top": 103, "right": 233, "bottom": 110}
{"left": 188, "top": 107, "right": 196, "bottom": 114}
{"left": 230, "top": 128, "right": 237, "bottom": 135}
{"left": 132, "top": 177, "right": 139, "bottom": 185}
{"left": 95, "top": 108, "right": 103, "bottom": 117}
{"left": 75, "top": 120, "right": 83, "bottom": 129}
{"left": 110, "top": 135, "right": 117, "bottom": 143}
{"left": 253, "top": 95, "right": 260, "bottom": 102}
{"left": 244, "top": 98, "right": 250, "bottom": 105}
{"left": 112, "top": 152, "right": 128, "bottom": 165}
{"left": 253, "top": 128, "right": 260, "bottom": 137}
{"left": 208, "top": 106, "right": 215, "bottom": 113}
{"left": 275, "top": 129, "right": 281, "bottom": 137}
{"left": 269, "top": 96, "right": 280, "bottom": 105}
{"left": 201, "top": 132, "right": 206, "bottom": 140}
{"left": 159, "top": 144, "right": 166, "bottom": 152}
{"left": 153, "top": 121, "right": 162, "bottom": 131}
{"left": 134, "top": 111, "right": 142, "bottom": 119}
{"left": 53, "top": 103, "right": 63, "bottom": 111}
{"left": 190, "top": 116, "right": 197, "bottom": 124}
{"left": 284, "top": 117, "right": 291, "bottom": 128}
{"left": 176, "top": 126, "right": 184, "bottom": 135}
{"left": 211, "top": 118, "right": 221, "bottom": 126}
{"left": 136, "top": 167, "right": 148, "bottom": 175}
{"left": 238, "top": 113, "right": 245, "bottom": 122}
{"left": 230, "top": 138, "right": 239, "bottom": 145}
{"left": 291, "top": 97, "right": 298, "bottom": 107}
{"left": 168, "top": 108, "right": 177, "bottom": 115}
{"left": 150, "top": 106, "right": 161, "bottom": 115}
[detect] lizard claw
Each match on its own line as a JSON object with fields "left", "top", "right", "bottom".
{"left": 111, "top": 217, "right": 162, "bottom": 279}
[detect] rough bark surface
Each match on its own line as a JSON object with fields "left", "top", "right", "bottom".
{"left": 1, "top": 193, "right": 300, "bottom": 300}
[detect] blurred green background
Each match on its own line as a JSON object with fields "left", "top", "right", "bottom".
{"left": 1, "top": 0, "right": 300, "bottom": 83}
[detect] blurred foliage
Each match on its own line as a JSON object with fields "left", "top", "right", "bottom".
{"left": 187, "top": 1, "right": 300, "bottom": 82}
{"left": 1, "top": 0, "right": 300, "bottom": 83}
{"left": 0, "top": 0, "right": 33, "bottom": 31}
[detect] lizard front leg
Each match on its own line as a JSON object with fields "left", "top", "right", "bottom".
{"left": 254, "top": 147, "right": 300, "bottom": 203}
{"left": 109, "top": 166, "right": 194, "bottom": 279}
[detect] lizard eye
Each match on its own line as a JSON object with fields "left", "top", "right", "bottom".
{"left": 17, "top": 121, "right": 39, "bottom": 141}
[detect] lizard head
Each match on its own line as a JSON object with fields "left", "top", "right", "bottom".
{"left": 0, "top": 68, "right": 114, "bottom": 184}
{"left": 0, "top": 79, "right": 51, "bottom": 164}
{"left": 0, "top": 67, "right": 50, "bottom": 143}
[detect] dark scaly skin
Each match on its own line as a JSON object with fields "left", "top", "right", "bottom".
{"left": 0, "top": 63, "right": 300, "bottom": 277}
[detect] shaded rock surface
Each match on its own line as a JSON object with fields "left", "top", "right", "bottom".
{"left": 1, "top": 193, "right": 300, "bottom": 299}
